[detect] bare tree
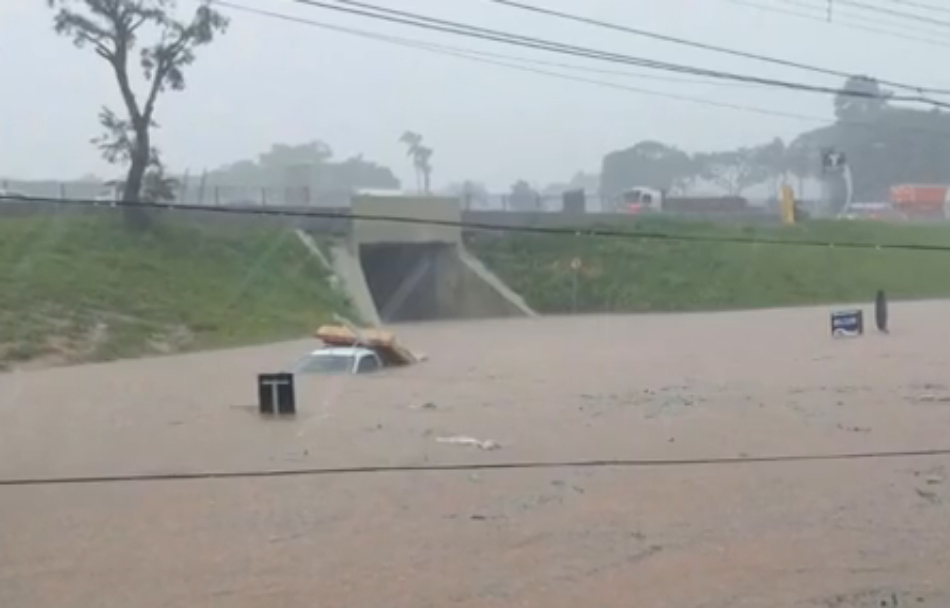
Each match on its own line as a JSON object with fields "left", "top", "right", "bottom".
{"left": 399, "top": 131, "right": 433, "bottom": 194}
{"left": 47, "top": 0, "right": 228, "bottom": 227}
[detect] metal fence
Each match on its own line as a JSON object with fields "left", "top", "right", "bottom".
{"left": 1, "top": 179, "right": 616, "bottom": 212}
{"left": 0, "top": 180, "right": 359, "bottom": 208}
{"left": 2, "top": 180, "right": 796, "bottom": 226}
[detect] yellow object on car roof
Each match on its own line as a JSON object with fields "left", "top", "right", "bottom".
{"left": 315, "top": 325, "right": 418, "bottom": 367}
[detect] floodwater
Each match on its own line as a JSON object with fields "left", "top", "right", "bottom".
{"left": 2, "top": 303, "right": 950, "bottom": 608}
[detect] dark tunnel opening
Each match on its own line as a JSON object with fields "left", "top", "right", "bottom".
{"left": 359, "top": 243, "right": 449, "bottom": 323}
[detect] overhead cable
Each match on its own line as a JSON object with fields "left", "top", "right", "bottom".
{"left": 836, "top": 0, "right": 950, "bottom": 29}
{"left": 724, "top": 0, "right": 950, "bottom": 50}
{"left": 482, "top": 0, "right": 950, "bottom": 95}
{"left": 270, "top": 0, "right": 950, "bottom": 108}
{"left": 3, "top": 447, "right": 950, "bottom": 487}
{"left": 220, "top": 2, "right": 767, "bottom": 89}
{"left": 890, "top": 0, "right": 950, "bottom": 16}
{"left": 219, "top": 2, "right": 950, "bottom": 143}
{"left": 218, "top": 1, "right": 848, "bottom": 124}
{"left": 6, "top": 193, "right": 950, "bottom": 254}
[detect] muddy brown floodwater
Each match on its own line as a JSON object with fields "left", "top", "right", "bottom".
{"left": 2, "top": 302, "right": 950, "bottom": 608}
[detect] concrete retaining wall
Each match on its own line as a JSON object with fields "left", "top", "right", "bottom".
{"left": 351, "top": 195, "right": 460, "bottom": 244}
{"left": 341, "top": 194, "right": 536, "bottom": 323}
{"left": 328, "top": 241, "right": 382, "bottom": 327}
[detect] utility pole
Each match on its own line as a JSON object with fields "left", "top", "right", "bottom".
{"left": 827, "top": 0, "right": 833, "bottom": 22}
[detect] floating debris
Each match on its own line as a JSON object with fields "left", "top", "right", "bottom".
{"left": 437, "top": 435, "right": 501, "bottom": 451}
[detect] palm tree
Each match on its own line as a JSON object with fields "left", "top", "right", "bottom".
{"left": 399, "top": 131, "right": 434, "bottom": 194}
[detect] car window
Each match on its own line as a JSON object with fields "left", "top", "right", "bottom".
{"left": 356, "top": 354, "right": 381, "bottom": 373}
{"left": 292, "top": 354, "right": 355, "bottom": 374}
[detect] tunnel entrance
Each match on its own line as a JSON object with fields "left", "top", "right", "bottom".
{"left": 342, "top": 194, "right": 534, "bottom": 324}
{"left": 359, "top": 242, "right": 449, "bottom": 323}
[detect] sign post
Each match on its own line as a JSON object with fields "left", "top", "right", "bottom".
{"left": 258, "top": 373, "right": 296, "bottom": 416}
{"left": 875, "top": 289, "right": 888, "bottom": 334}
{"left": 570, "top": 257, "right": 582, "bottom": 313}
{"left": 780, "top": 184, "right": 796, "bottom": 225}
{"left": 830, "top": 310, "right": 864, "bottom": 338}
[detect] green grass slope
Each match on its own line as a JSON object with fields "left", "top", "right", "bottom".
{"left": 0, "top": 214, "right": 351, "bottom": 368}
{"left": 468, "top": 218, "right": 950, "bottom": 314}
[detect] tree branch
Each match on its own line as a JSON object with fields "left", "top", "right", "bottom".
{"left": 76, "top": 29, "right": 114, "bottom": 59}
{"left": 110, "top": 41, "right": 144, "bottom": 127}
{"left": 142, "top": 36, "right": 187, "bottom": 123}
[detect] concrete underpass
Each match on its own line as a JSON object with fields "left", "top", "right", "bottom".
{"left": 327, "top": 195, "right": 535, "bottom": 325}
{"left": 360, "top": 243, "right": 443, "bottom": 323}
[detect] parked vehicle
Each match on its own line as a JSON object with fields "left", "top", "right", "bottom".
{"left": 889, "top": 184, "right": 950, "bottom": 220}
{"left": 290, "top": 346, "right": 383, "bottom": 375}
{"left": 837, "top": 201, "right": 904, "bottom": 221}
{"left": 619, "top": 187, "right": 749, "bottom": 214}
{"left": 288, "top": 324, "right": 423, "bottom": 376}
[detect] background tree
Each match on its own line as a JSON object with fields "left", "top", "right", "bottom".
{"left": 258, "top": 141, "right": 333, "bottom": 170}
{"left": 508, "top": 179, "right": 541, "bottom": 211}
{"left": 399, "top": 131, "right": 434, "bottom": 193}
{"left": 202, "top": 140, "right": 400, "bottom": 202}
{"left": 444, "top": 180, "right": 489, "bottom": 209}
{"left": 568, "top": 171, "right": 600, "bottom": 192}
{"left": 793, "top": 75, "right": 950, "bottom": 202}
{"left": 600, "top": 141, "right": 695, "bottom": 202}
{"left": 47, "top": 0, "right": 228, "bottom": 226}
{"left": 834, "top": 75, "right": 890, "bottom": 122}
{"left": 783, "top": 140, "right": 817, "bottom": 183}
{"left": 694, "top": 139, "right": 784, "bottom": 196}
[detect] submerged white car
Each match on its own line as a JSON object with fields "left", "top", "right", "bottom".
{"left": 289, "top": 346, "right": 384, "bottom": 375}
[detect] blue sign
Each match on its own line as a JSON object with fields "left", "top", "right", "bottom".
{"left": 831, "top": 310, "right": 864, "bottom": 338}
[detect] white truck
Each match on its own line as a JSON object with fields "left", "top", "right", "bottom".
{"left": 289, "top": 346, "right": 384, "bottom": 375}
{"left": 287, "top": 324, "right": 422, "bottom": 376}
{"left": 619, "top": 187, "right": 749, "bottom": 214}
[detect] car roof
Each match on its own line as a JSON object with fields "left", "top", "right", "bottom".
{"left": 307, "top": 346, "right": 375, "bottom": 357}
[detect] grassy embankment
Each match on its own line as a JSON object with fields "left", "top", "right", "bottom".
{"left": 0, "top": 213, "right": 351, "bottom": 369}
{"left": 468, "top": 217, "right": 950, "bottom": 314}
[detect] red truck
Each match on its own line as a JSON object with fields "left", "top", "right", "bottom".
{"left": 889, "top": 184, "right": 950, "bottom": 220}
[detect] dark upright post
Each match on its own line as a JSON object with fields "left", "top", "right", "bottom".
{"left": 875, "top": 290, "right": 888, "bottom": 334}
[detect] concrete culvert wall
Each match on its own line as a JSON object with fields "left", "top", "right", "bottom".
{"left": 360, "top": 242, "right": 444, "bottom": 323}
{"left": 358, "top": 242, "right": 535, "bottom": 323}
{"left": 323, "top": 193, "right": 535, "bottom": 324}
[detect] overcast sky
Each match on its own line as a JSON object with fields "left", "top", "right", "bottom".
{"left": 3, "top": 0, "right": 950, "bottom": 189}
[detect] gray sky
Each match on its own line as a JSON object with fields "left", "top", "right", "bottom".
{"left": 3, "top": 0, "right": 950, "bottom": 189}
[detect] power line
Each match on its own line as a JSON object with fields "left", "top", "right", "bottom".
{"left": 220, "top": 1, "right": 840, "bottom": 124}
{"left": 779, "top": 0, "right": 950, "bottom": 37}
{"left": 221, "top": 2, "right": 950, "bottom": 145}
{"left": 785, "top": 0, "right": 950, "bottom": 33}
{"left": 2, "top": 447, "right": 949, "bottom": 487}
{"left": 6, "top": 193, "right": 950, "bottom": 254}
{"left": 836, "top": 0, "right": 950, "bottom": 28}
{"left": 786, "top": 0, "right": 950, "bottom": 37}
{"left": 481, "top": 0, "right": 949, "bottom": 95}
{"left": 890, "top": 0, "right": 950, "bottom": 16}
{"left": 321, "top": 0, "right": 950, "bottom": 104}
{"left": 276, "top": 0, "right": 950, "bottom": 108}
{"left": 221, "top": 2, "right": 766, "bottom": 90}
{"left": 725, "top": 0, "right": 950, "bottom": 49}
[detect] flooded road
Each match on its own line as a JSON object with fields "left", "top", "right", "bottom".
{"left": 3, "top": 302, "right": 950, "bottom": 607}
